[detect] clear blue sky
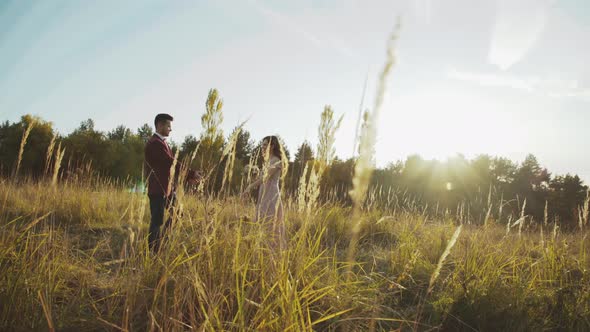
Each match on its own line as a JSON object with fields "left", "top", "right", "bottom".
{"left": 1, "top": 0, "right": 589, "bottom": 181}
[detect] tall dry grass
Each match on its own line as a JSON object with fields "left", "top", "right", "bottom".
{"left": 2, "top": 19, "right": 590, "bottom": 332}
{"left": 220, "top": 124, "right": 244, "bottom": 195}
{"left": 2, "top": 176, "right": 589, "bottom": 331}
{"left": 347, "top": 23, "right": 400, "bottom": 270}
{"left": 44, "top": 133, "right": 57, "bottom": 176}
{"left": 14, "top": 119, "right": 35, "bottom": 177}
{"left": 51, "top": 142, "right": 66, "bottom": 187}
{"left": 296, "top": 105, "right": 342, "bottom": 217}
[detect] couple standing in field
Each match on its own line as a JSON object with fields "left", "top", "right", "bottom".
{"left": 144, "top": 113, "right": 285, "bottom": 253}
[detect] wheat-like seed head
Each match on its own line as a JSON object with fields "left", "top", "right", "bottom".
{"left": 45, "top": 133, "right": 56, "bottom": 176}
{"left": 346, "top": 22, "right": 399, "bottom": 272}
{"left": 52, "top": 142, "right": 66, "bottom": 187}
{"left": 220, "top": 124, "right": 244, "bottom": 194}
{"left": 15, "top": 119, "right": 35, "bottom": 177}
{"left": 428, "top": 225, "right": 462, "bottom": 294}
{"left": 583, "top": 189, "right": 589, "bottom": 226}
{"left": 544, "top": 200, "right": 549, "bottom": 226}
{"left": 297, "top": 163, "right": 309, "bottom": 213}
{"left": 317, "top": 105, "right": 343, "bottom": 172}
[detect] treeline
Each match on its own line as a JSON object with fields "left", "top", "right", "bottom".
{"left": 1, "top": 94, "right": 588, "bottom": 230}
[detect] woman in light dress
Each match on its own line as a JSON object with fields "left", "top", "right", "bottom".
{"left": 242, "top": 136, "right": 286, "bottom": 249}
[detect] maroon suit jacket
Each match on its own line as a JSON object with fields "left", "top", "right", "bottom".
{"left": 144, "top": 134, "right": 196, "bottom": 196}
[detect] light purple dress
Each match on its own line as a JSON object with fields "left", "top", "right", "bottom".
{"left": 255, "top": 156, "right": 285, "bottom": 247}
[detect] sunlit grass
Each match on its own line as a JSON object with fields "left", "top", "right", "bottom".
{"left": 1, "top": 20, "right": 589, "bottom": 332}
{"left": 1, "top": 176, "right": 589, "bottom": 331}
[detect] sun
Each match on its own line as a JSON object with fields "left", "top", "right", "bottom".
{"left": 378, "top": 88, "right": 513, "bottom": 162}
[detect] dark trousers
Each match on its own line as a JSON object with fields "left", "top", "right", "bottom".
{"left": 148, "top": 193, "right": 176, "bottom": 252}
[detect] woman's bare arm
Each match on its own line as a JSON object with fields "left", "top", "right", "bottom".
{"left": 241, "top": 160, "right": 282, "bottom": 195}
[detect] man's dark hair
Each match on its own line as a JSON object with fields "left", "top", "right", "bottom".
{"left": 154, "top": 113, "right": 173, "bottom": 128}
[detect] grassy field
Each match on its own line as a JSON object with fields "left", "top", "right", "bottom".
{"left": 1, "top": 177, "right": 589, "bottom": 331}
{"left": 1, "top": 25, "right": 589, "bottom": 332}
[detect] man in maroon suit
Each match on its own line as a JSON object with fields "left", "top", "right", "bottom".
{"left": 144, "top": 113, "right": 200, "bottom": 252}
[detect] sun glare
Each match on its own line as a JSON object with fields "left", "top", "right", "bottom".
{"left": 380, "top": 89, "right": 512, "bottom": 162}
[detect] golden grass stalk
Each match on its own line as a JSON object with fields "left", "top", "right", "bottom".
{"left": 300, "top": 105, "right": 343, "bottom": 215}
{"left": 296, "top": 162, "right": 309, "bottom": 213}
{"left": 167, "top": 149, "right": 179, "bottom": 198}
{"left": 498, "top": 192, "right": 504, "bottom": 222}
{"left": 277, "top": 138, "right": 289, "bottom": 186}
{"left": 350, "top": 110, "right": 374, "bottom": 207}
{"left": 181, "top": 141, "right": 202, "bottom": 186}
{"left": 316, "top": 105, "right": 343, "bottom": 171}
{"left": 38, "top": 290, "right": 55, "bottom": 332}
{"left": 582, "top": 189, "right": 589, "bottom": 227}
{"left": 544, "top": 200, "right": 549, "bottom": 226}
{"left": 220, "top": 123, "right": 244, "bottom": 194}
{"left": 14, "top": 120, "right": 35, "bottom": 177}
{"left": 484, "top": 184, "right": 492, "bottom": 226}
{"left": 163, "top": 149, "right": 180, "bottom": 228}
{"left": 519, "top": 198, "right": 527, "bottom": 237}
{"left": 51, "top": 142, "right": 65, "bottom": 187}
{"left": 243, "top": 149, "right": 259, "bottom": 193}
{"left": 296, "top": 106, "right": 342, "bottom": 215}
{"left": 396, "top": 249, "right": 420, "bottom": 284}
{"left": 186, "top": 142, "right": 204, "bottom": 195}
{"left": 44, "top": 132, "right": 56, "bottom": 176}
{"left": 261, "top": 138, "right": 272, "bottom": 185}
{"left": 352, "top": 73, "right": 369, "bottom": 157}
{"left": 304, "top": 166, "right": 321, "bottom": 214}
{"left": 428, "top": 225, "right": 462, "bottom": 294}
{"left": 347, "top": 22, "right": 399, "bottom": 268}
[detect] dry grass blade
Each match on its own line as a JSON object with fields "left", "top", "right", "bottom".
{"left": 484, "top": 185, "right": 492, "bottom": 226}
{"left": 352, "top": 72, "right": 369, "bottom": 158}
{"left": 97, "top": 317, "right": 127, "bottom": 331}
{"left": 428, "top": 224, "right": 462, "bottom": 294}
{"left": 220, "top": 123, "right": 245, "bottom": 194}
{"left": 278, "top": 136, "right": 289, "bottom": 186}
{"left": 519, "top": 198, "right": 527, "bottom": 237}
{"left": 38, "top": 290, "right": 54, "bottom": 332}
{"left": 15, "top": 119, "right": 35, "bottom": 177}
{"left": 296, "top": 162, "right": 309, "bottom": 213}
{"left": 22, "top": 212, "right": 53, "bottom": 234}
{"left": 44, "top": 133, "right": 56, "bottom": 176}
{"left": 349, "top": 17, "right": 399, "bottom": 206}
{"left": 347, "top": 21, "right": 400, "bottom": 269}
{"left": 52, "top": 142, "right": 66, "bottom": 187}
{"left": 583, "top": 189, "right": 589, "bottom": 227}
{"left": 296, "top": 106, "right": 341, "bottom": 216}
{"left": 544, "top": 200, "right": 549, "bottom": 226}
{"left": 317, "top": 105, "right": 343, "bottom": 171}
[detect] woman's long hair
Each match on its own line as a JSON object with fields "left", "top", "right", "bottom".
{"left": 262, "top": 135, "right": 282, "bottom": 160}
